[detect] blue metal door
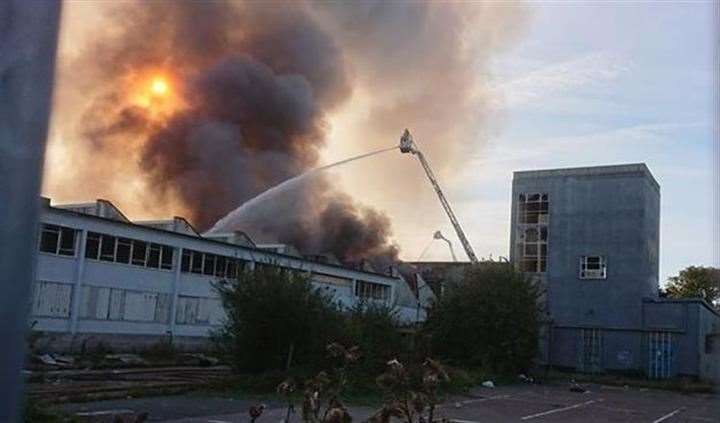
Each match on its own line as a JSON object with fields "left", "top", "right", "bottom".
{"left": 648, "top": 331, "right": 673, "bottom": 379}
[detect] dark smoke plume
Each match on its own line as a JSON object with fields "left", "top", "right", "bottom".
{"left": 68, "top": 0, "right": 399, "bottom": 265}
{"left": 49, "top": 1, "right": 527, "bottom": 266}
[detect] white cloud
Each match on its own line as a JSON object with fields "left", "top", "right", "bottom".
{"left": 491, "top": 51, "right": 631, "bottom": 109}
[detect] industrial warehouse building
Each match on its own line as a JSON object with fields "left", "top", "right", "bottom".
{"left": 31, "top": 198, "right": 428, "bottom": 352}
{"left": 511, "top": 163, "right": 719, "bottom": 381}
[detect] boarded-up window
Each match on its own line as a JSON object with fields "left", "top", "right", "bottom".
{"left": 175, "top": 296, "right": 223, "bottom": 325}
{"left": 124, "top": 291, "right": 158, "bottom": 321}
{"left": 32, "top": 281, "right": 72, "bottom": 318}
{"left": 80, "top": 286, "right": 170, "bottom": 323}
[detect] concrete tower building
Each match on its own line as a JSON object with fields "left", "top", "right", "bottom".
{"left": 511, "top": 164, "right": 718, "bottom": 379}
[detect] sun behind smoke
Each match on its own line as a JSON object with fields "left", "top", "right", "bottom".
{"left": 130, "top": 73, "right": 183, "bottom": 120}
{"left": 151, "top": 77, "right": 168, "bottom": 95}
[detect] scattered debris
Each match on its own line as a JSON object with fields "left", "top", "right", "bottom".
{"left": 26, "top": 366, "right": 230, "bottom": 403}
{"left": 178, "top": 353, "right": 220, "bottom": 366}
{"left": 569, "top": 379, "right": 589, "bottom": 393}
{"left": 105, "top": 354, "right": 148, "bottom": 366}
{"left": 481, "top": 380, "right": 495, "bottom": 389}
{"left": 249, "top": 404, "right": 266, "bottom": 423}
{"left": 518, "top": 374, "right": 534, "bottom": 383}
{"left": 37, "top": 353, "right": 58, "bottom": 366}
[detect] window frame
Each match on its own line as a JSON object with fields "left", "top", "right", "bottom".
{"left": 83, "top": 231, "right": 174, "bottom": 271}
{"left": 39, "top": 224, "right": 77, "bottom": 257}
{"left": 579, "top": 255, "right": 607, "bottom": 280}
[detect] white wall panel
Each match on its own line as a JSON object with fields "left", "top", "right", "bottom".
{"left": 32, "top": 281, "right": 72, "bottom": 318}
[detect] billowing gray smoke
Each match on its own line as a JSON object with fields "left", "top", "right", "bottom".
{"left": 71, "top": 0, "right": 400, "bottom": 265}
{"left": 52, "top": 0, "right": 527, "bottom": 266}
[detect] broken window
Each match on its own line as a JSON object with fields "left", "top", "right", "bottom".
{"left": 132, "top": 241, "right": 147, "bottom": 266}
{"left": 191, "top": 251, "right": 204, "bottom": 273}
{"left": 39, "top": 224, "right": 76, "bottom": 256}
{"left": 81, "top": 231, "right": 174, "bottom": 270}
{"left": 58, "top": 227, "right": 76, "bottom": 256}
{"left": 181, "top": 249, "right": 246, "bottom": 278}
{"left": 579, "top": 255, "right": 606, "bottom": 279}
{"left": 516, "top": 193, "right": 549, "bottom": 274}
{"left": 39, "top": 224, "right": 60, "bottom": 253}
{"left": 85, "top": 232, "right": 100, "bottom": 259}
{"left": 99, "top": 235, "right": 116, "bottom": 262}
{"left": 215, "top": 256, "right": 227, "bottom": 277}
{"left": 355, "top": 281, "right": 390, "bottom": 301}
{"left": 116, "top": 237, "right": 132, "bottom": 264}
{"left": 203, "top": 254, "right": 216, "bottom": 275}
{"left": 147, "top": 244, "right": 161, "bottom": 268}
{"left": 518, "top": 193, "right": 548, "bottom": 224}
{"left": 181, "top": 250, "right": 191, "bottom": 272}
{"left": 160, "top": 245, "right": 174, "bottom": 270}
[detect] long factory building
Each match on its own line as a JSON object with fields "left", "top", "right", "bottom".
{"left": 31, "top": 197, "right": 430, "bottom": 352}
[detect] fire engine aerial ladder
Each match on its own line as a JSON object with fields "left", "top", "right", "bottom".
{"left": 400, "top": 129, "right": 479, "bottom": 263}
{"left": 433, "top": 230, "right": 457, "bottom": 262}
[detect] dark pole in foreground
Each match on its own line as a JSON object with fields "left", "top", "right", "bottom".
{"left": 0, "top": 2, "right": 61, "bottom": 421}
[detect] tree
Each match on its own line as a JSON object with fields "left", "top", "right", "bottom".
{"left": 213, "top": 266, "right": 344, "bottom": 373}
{"left": 344, "top": 302, "right": 404, "bottom": 375}
{"left": 665, "top": 266, "right": 720, "bottom": 307}
{"left": 423, "top": 264, "right": 541, "bottom": 374}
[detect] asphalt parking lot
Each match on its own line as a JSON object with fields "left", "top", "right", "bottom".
{"left": 63, "top": 382, "right": 719, "bottom": 422}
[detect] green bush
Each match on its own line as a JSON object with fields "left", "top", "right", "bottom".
{"left": 213, "top": 266, "right": 344, "bottom": 373}
{"left": 424, "top": 264, "right": 540, "bottom": 374}
{"left": 344, "top": 302, "right": 404, "bottom": 377}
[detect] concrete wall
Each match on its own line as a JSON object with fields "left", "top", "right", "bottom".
{"left": 511, "top": 164, "right": 660, "bottom": 330}
{"left": 545, "top": 300, "right": 720, "bottom": 379}
{"left": 31, "top": 203, "right": 413, "bottom": 352}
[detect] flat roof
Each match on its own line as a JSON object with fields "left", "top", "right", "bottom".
{"left": 513, "top": 163, "right": 659, "bottom": 191}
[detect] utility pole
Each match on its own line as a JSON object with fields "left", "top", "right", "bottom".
{"left": 0, "top": 2, "right": 61, "bottom": 420}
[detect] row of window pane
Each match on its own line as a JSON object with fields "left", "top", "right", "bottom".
{"left": 517, "top": 225, "right": 548, "bottom": 273}
{"left": 86, "top": 232, "right": 174, "bottom": 270}
{"left": 39, "top": 224, "right": 77, "bottom": 256}
{"left": 355, "top": 281, "right": 390, "bottom": 300}
{"left": 518, "top": 193, "right": 549, "bottom": 224}
{"left": 181, "top": 249, "right": 245, "bottom": 278}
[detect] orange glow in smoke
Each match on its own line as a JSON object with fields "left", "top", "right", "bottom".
{"left": 151, "top": 77, "right": 168, "bottom": 96}
{"left": 128, "top": 72, "right": 184, "bottom": 121}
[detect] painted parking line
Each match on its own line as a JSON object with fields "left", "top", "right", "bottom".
{"left": 461, "top": 394, "right": 512, "bottom": 405}
{"left": 651, "top": 407, "right": 684, "bottom": 423}
{"left": 520, "top": 399, "right": 600, "bottom": 420}
{"left": 438, "top": 393, "right": 512, "bottom": 410}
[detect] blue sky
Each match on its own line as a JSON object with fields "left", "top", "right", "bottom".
{"left": 445, "top": 1, "right": 717, "bottom": 284}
